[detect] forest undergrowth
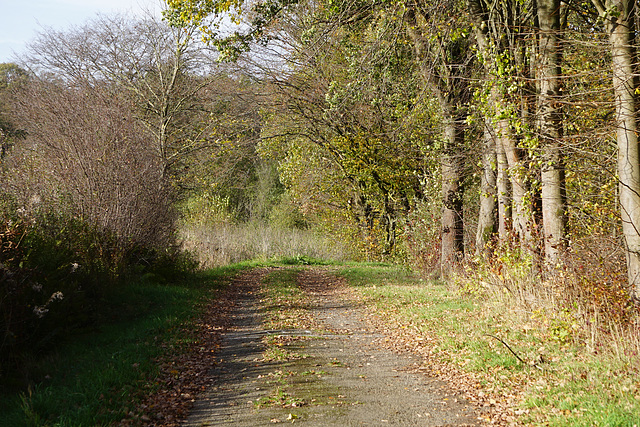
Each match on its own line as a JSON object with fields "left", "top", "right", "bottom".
{"left": 3, "top": 2, "right": 640, "bottom": 424}
{"left": 177, "top": 222, "right": 640, "bottom": 425}
{"left": 0, "top": 257, "right": 251, "bottom": 426}
{"left": 2, "top": 235, "right": 638, "bottom": 426}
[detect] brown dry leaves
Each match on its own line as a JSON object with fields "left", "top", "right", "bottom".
{"left": 351, "top": 294, "right": 526, "bottom": 425}
{"left": 121, "top": 272, "right": 263, "bottom": 426}
{"left": 298, "top": 269, "right": 525, "bottom": 426}
{"left": 130, "top": 267, "right": 525, "bottom": 425}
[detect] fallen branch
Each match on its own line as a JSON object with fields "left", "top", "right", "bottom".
{"left": 483, "top": 334, "right": 543, "bottom": 371}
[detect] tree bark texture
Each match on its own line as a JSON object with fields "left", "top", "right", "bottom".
{"left": 496, "top": 133, "right": 511, "bottom": 239}
{"left": 476, "top": 123, "right": 498, "bottom": 257}
{"left": 498, "top": 119, "right": 532, "bottom": 245}
{"left": 441, "top": 112, "right": 466, "bottom": 267}
{"left": 606, "top": 0, "right": 640, "bottom": 298}
{"left": 468, "top": 0, "right": 531, "bottom": 251}
{"left": 537, "top": 0, "right": 566, "bottom": 266}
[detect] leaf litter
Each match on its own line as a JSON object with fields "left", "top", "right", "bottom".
{"left": 131, "top": 267, "right": 524, "bottom": 425}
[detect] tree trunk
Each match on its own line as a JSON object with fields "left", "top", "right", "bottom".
{"left": 499, "top": 119, "right": 532, "bottom": 245}
{"left": 496, "top": 133, "right": 511, "bottom": 239}
{"left": 606, "top": 0, "right": 640, "bottom": 298}
{"left": 404, "top": 5, "right": 469, "bottom": 274}
{"left": 537, "top": 0, "right": 566, "bottom": 266}
{"left": 468, "top": 0, "right": 498, "bottom": 257}
{"left": 467, "top": 0, "right": 524, "bottom": 251}
{"left": 441, "top": 111, "right": 466, "bottom": 269}
{"left": 476, "top": 123, "right": 497, "bottom": 257}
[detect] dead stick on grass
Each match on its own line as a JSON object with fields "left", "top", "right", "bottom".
{"left": 483, "top": 334, "right": 544, "bottom": 371}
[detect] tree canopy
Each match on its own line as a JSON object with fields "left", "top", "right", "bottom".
{"left": 162, "top": 0, "right": 640, "bottom": 300}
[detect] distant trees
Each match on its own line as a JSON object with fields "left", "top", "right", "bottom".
{"left": 0, "top": 11, "right": 268, "bottom": 371}
{"left": 249, "top": 2, "right": 430, "bottom": 257}
{"left": 156, "top": 0, "right": 600, "bottom": 254}
{"left": 3, "top": 14, "right": 242, "bottom": 247}
{"left": 0, "top": 63, "right": 28, "bottom": 159}
{"left": 2, "top": 0, "right": 638, "bottom": 299}
{"left": 8, "top": 77, "right": 174, "bottom": 246}
{"left": 22, "top": 14, "right": 220, "bottom": 183}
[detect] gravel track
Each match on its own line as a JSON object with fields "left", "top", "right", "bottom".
{"left": 183, "top": 267, "right": 481, "bottom": 426}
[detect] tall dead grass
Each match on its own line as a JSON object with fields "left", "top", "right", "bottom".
{"left": 179, "top": 222, "right": 353, "bottom": 267}
{"left": 455, "top": 236, "right": 640, "bottom": 366}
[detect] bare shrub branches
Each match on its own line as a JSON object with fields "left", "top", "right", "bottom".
{"left": 7, "top": 79, "right": 174, "bottom": 247}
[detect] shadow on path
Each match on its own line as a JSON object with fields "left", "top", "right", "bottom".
{"left": 184, "top": 267, "right": 481, "bottom": 426}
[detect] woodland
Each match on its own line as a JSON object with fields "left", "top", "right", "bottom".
{"left": 1, "top": 0, "right": 640, "bottom": 424}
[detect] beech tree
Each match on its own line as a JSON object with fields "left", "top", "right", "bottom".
{"left": 403, "top": 0, "right": 473, "bottom": 271}
{"left": 469, "top": 0, "right": 570, "bottom": 263}
{"left": 165, "top": 0, "right": 640, "bottom": 300}
{"left": 590, "top": 0, "right": 640, "bottom": 298}
{"left": 467, "top": 0, "right": 514, "bottom": 255}
{"left": 537, "top": 0, "right": 567, "bottom": 266}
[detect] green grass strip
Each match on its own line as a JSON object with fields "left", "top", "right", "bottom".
{"left": 0, "top": 263, "right": 250, "bottom": 426}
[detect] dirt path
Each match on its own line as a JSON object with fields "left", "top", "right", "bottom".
{"left": 183, "top": 267, "right": 481, "bottom": 426}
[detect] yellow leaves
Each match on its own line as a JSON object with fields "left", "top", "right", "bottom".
{"left": 165, "top": 0, "right": 243, "bottom": 33}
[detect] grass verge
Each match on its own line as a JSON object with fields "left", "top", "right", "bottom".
{"left": 338, "top": 263, "right": 640, "bottom": 426}
{"left": 0, "top": 263, "right": 250, "bottom": 427}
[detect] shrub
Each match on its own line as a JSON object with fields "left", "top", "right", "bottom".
{"left": 403, "top": 199, "right": 442, "bottom": 276}
{"left": 0, "top": 207, "right": 197, "bottom": 388}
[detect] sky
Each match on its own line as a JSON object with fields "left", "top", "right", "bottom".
{"left": 0, "top": 0, "right": 164, "bottom": 63}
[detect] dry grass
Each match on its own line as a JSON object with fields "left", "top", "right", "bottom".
{"left": 451, "top": 247, "right": 640, "bottom": 425}
{"left": 460, "top": 253, "right": 640, "bottom": 367}
{"left": 340, "top": 261, "right": 640, "bottom": 425}
{"left": 179, "top": 223, "right": 352, "bottom": 267}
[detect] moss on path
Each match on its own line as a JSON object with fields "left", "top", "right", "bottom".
{"left": 183, "top": 267, "right": 480, "bottom": 426}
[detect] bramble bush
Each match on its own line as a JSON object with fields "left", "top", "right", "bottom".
{"left": 0, "top": 206, "right": 196, "bottom": 388}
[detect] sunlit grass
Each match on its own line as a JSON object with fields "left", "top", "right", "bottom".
{"left": 9, "top": 259, "right": 638, "bottom": 426}
{"left": 339, "top": 264, "right": 640, "bottom": 426}
{"left": 261, "top": 268, "right": 312, "bottom": 331}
